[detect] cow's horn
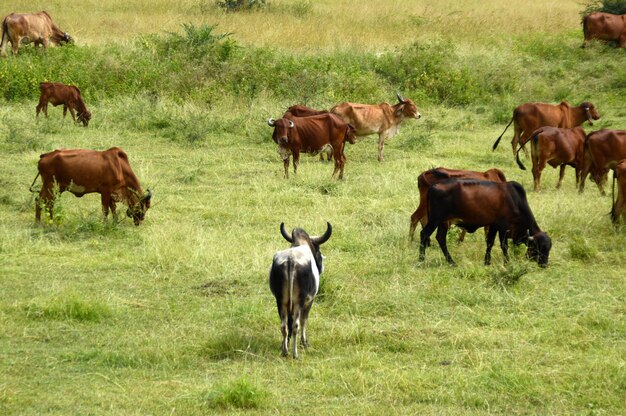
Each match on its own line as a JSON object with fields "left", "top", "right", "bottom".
{"left": 280, "top": 223, "right": 293, "bottom": 243}
{"left": 584, "top": 107, "right": 593, "bottom": 126}
{"left": 267, "top": 118, "right": 275, "bottom": 127}
{"left": 288, "top": 120, "right": 295, "bottom": 128}
{"left": 311, "top": 222, "right": 332, "bottom": 245}
{"left": 397, "top": 93, "right": 404, "bottom": 103}
{"left": 143, "top": 189, "right": 153, "bottom": 201}
{"left": 526, "top": 229, "right": 534, "bottom": 242}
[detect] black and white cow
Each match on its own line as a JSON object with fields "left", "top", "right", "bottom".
{"left": 269, "top": 222, "right": 332, "bottom": 358}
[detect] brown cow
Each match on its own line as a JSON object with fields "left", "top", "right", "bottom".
{"left": 1, "top": 11, "right": 72, "bottom": 56}
{"left": 582, "top": 12, "right": 626, "bottom": 48}
{"left": 284, "top": 105, "right": 332, "bottom": 161}
{"left": 408, "top": 167, "right": 507, "bottom": 241}
{"left": 267, "top": 113, "right": 356, "bottom": 179}
{"left": 331, "top": 93, "right": 421, "bottom": 161}
{"left": 580, "top": 129, "right": 626, "bottom": 195}
{"left": 492, "top": 101, "right": 600, "bottom": 157}
{"left": 419, "top": 179, "right": 552, "bottom": 267}
{"left": 36, "top": 82, "right": 91, "bottom": 127}
{"left": 30, "top": 147, "right": 152, "bottom": 225}
{"left": 611, "top": 160, "right": 626, "bottom": 224}
{"left": 516, "top": 126, "right": 586, "bottom": 191}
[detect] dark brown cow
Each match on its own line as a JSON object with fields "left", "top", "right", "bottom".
{"left": 580, "top": 129, "right": 626, "bottom": 195}
{"left": 284, "top": 105, "right": 332, "bottom": 161}
{"left": 331, "top": 93, "right": 421, "bottom": 161}
{"left": 36, "top": 82, "right": 91, "bottom": 127}
{"left": 516, "top": 126, "right": 586, "bottom": 191}
{"left": 493, "top": 101, "right": 600, "bottom": 156}
{"left": 30, "top": 147, "right": 152, "bottom": 225}
{"left": 611, "top": 160, "right": 626, "bottom": 224}
{"left": 267, "top": 113, "right": 356, "bottom": 179}
{"left": 583, "top": 12, "right": 626, "bottom": 48}
{"left": 419, "top": 179, "right": 552, "bottom": 267}
{"left": 1, "top": 11, "right": 71, "bottom": 56}
{"left": 408, "top": 167, "right": 507, "bottom": 241}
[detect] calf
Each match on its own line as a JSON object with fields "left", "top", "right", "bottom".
{"left": 611, "top": 160, "right": 626, "bottom": 224}
{"left": 579, "top": 129, "right": 626, "bottom": 195}
{"left": 516, "top": 126, "right": 586, "bottom": 191}
{"left": 269, "top": 222, "right": 332, "bottom": 358}
{"left": 36, "top": 82, "right": 91, "bottom": 127}
{"left": 419, "top": 180, "right": 551, "bottom": 266}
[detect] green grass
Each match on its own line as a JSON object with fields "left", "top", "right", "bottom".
{"left": 1, "top": 1, "right": 625, "bottom": 415}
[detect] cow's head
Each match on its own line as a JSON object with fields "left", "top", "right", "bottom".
{"left": 581, "top": 102, "right": 600, "bottom": 125}
{"left": 268, "top": 118, "right": 294, "bottom": 145}
{"left": 525, "top": 231, "right": 552, "bottom": 267}
{"left": 126, "top": 189, "right": 152, "bottom": 226}
{"left": 395, "top": 93, "right": 422, "bottom": 120}
{"left": 77, "top": 110, "right": 91, "bottom": 127}
{"left": 280, "top": 222, "right": 332, "bottom": 274}
{"left": 62, "top": 32, "right": 73, "bottom": 44}
{"left": 345, "top": 124, "right": 357, "bottom": 144}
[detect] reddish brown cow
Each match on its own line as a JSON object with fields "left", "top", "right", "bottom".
{"left": 267, "top": 113, "right": 356, "bottom": 179}
{"left": 30, "top": 147, "right": 152, "bottom": 225}
{"left": 580, "top": 129, "right": 626, "bottom": 195}
{"left": 419, "top": 179, "right": 552, "bottom": 267}
{"left": 516, "top": 126, "right": 586, "bottom": 191}
{"left": 583, "top": 12, "right": 626, "bottom": 48}
{"left": 284, "top": 105, "right": 332, "bottom": 161}
{"left": 1, "top": 11, "right": 71, "bottom": 56}
{"left": 408, "top": 167, "right": 507, "bottom": 241}
{"left": 611, "top": 160, "right": 626, "bottom": 224}
{"left": 331, "top": 93, "right": 421, "bottom": 161}
{"left": 36, "top": 82, "right": 91, "bottom": 127}
{"left": 493, "top": 101, "right": 600, "bottom": 156}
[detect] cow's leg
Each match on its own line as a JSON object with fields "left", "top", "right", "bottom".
{"left": 35, "top": 98, "right": 46, "bottom": 119}
{"left": 101, "top": 193, "right": 113, "bottom": 220}
{"left": 579, "top": 157, "right": 592, "bottom": 193}
{"left": 408, "top": 205, "right": 424, "bottom": 241}
{"left": 556, "top": 165, "right": 567, "bottom": 189}
{"left": 595, "top": 170, "right": 607, "bottom": 196}
{"left": 291, "top": 307, "right": 301, "bottom": 359}
{"left": 37, "top": 183, "right": 54, "bottom": 222}
{"left": 435, "top": 224, "right": 455, "bottom": 265}
{"left": 457, "top": 229, "right": 467, "bottom": 243}
{"left": 300, "top": 303, "right": 312, "bottom": 349}
{"left": 498, "top": 226, "right": 509, "bottom": 264}
{"left": 68, "top": 106, "right": 78, "bottom": 123}
{"left": 484, "top": 226, "right": 499, "bottom": 265}
{"left": 532, "top": 160, "right": 545, "bottom": 191}
{"left": 331, "top": 145, "right": 345, "bottom": 180}
{"left": 282, "top": 157, "right": 290, "bottom": 179}
{"left": 377, "top": 134, "right": 386, "bottom": 162}
{"left": 292, "top": 150, "right": 300, "bottom": 177}
{"left": 419, "top": 219, "right": 439, "bottom": 261}
{"left": 511, "top": 125, "right": 522, "bottom": 156}
{"left": 276, "top": 301, "right": 289, "bottom": 357}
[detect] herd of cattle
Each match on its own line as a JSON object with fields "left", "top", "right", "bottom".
{"left": 2, "top": 10, "right": 625, "bottom": 358}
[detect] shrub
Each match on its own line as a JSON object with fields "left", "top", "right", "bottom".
{"left": 216, "top": 0, "right": 267, "bottom": 12}
{"left": 581, "top": 0, "right": 626, "bottom": 18}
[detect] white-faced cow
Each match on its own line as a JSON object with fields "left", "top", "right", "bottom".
{"left": 269, "top": 222, "right": 332, "bottom": 358}
{"left": 579, "top": 129, "right": 626, "bottom": 195}
{"left": 331, "top": 93, "right": 421, "bottom": 161}
{"left": 1, "top": 11, "right": 72, "bottom": 56}
{"left": 419, "top": 179, "right": 552, "bottom": 267}
{"left": 611, "top": 160, "right": 626, "bottom": 224}
{"left": 36, "top": 82, "right": 91, "bottom": 127}
{"left": 267, "top": 113, "right": 356, "bottom": 179}
{"left": 30, "top": 147, "right": 152, "bottom": 225}
{"left": 515, "top": 126, "right": 587, "bottom": 191}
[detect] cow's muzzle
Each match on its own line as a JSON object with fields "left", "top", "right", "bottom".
{"left": 279, "top": 137, "right": 289, "bottom": 145}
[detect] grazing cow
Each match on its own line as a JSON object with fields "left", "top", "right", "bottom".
{"left": 408, "top": 167, "right": 507, "bottom": 241}
{"left": 580, "top": 129, "right": 626, "bottom": 195}
{"left": 36, "top": 82, "right": 91, "bottom": 127}
{"left": 284, "top": 105, "right": 332, "bottom": 161}
{"left": 269, "top": 222, "right": 332, "bottom": 358}
{"left": 582, "top": 12, "right": 626, "bottom": 48}
{"left": 492, "top": 101, "right": 600, "bottom": 157}
{"left": 516, "top": 126, "right": 586, "bottom": 191}
{"left": 331, "top": 93, "right": 421, "bottom": 161}
{"left": 30, "top": 147, "right": 152, "bottom": 225}
{"left": 1, "top": 11, "right": 72, "bottom": 56}
{"left": 267, "top": 113, "right": 356, "bottom": 179}
{"left": 419, "top": 179, "right": 552, "bottom": 267}
{"left": 611, "top": 160, "right": 626, "bottom": 223}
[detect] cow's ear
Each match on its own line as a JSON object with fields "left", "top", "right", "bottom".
{"left": 395, "top": 105, "right": 404, "bottom": 117}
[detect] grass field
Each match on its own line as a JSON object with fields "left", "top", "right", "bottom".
{"left": 1, "top": 1, "right": 625, "bottom": 415}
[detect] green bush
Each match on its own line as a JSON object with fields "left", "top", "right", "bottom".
{"left": 581, "top": 0, "right": 626, "bottom": 18}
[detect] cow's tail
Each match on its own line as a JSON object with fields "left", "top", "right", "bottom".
{"left": 515, "top": 129, "right": 539, "bottom": 170}
{"left": 29, "top": 172, "right": 41, "bottom": 193}
{"left": 611, "top": 170, "right": 617, "bottom": 223}
{"left": 286, "top": 258, "right": 296, "bottom": 338}
{"left": 492, "top": 116, "right": 514, "bottom": 151}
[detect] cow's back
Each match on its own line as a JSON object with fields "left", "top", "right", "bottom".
{"left": 585, "top": 12, "right": 625, "bottom": 40}
{"left": 331, "top": 102, "right": 388, "bottom": 135}
{"left": 292, "top": 113, "right": 348, "bottom": 147}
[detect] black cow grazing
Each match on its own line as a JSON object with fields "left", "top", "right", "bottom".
{"left": 269, "top": 222, "right": 332, "bottom": 358}
{"left": 419, "top": 179, "right": 552, "bottom": 267}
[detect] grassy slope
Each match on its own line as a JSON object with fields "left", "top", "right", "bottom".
{"left": 1, "top": 1, "right": 625, "bottom": 415}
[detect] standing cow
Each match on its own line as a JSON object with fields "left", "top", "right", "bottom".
{"left": 31, "top": 147, "right": 152, "bottom": 225}
{"left": 284, "top": 105, "right": 333, "bottom": 161}
{"left": 492, "top": 101, "right": 600, "bottom": 157}
{"left": 1, "top": 11, "right": 72, "bottom": 56}
{"left": 516, "top": 126, "right": 587, "bottom": 191}
{"left": 331, "top": 93, "right": 421, "bottom": 162}
{"left": 582, "top": 12, "right": 626, "bottom": 48}
{"left": 36, "top": 82, "right": 91, "bottom": 127}
{"left": 579, "top": 129, "right": 626, "bottom": 195}
{"left": 269, "top": 222, "right": 332, "bottom": 358}
{"left": 611, "top": 160, "right": 626, "bottom": 224}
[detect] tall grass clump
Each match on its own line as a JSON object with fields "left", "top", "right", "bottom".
{"left": 25, "top": 294, "right": 113, "bottom": 322}
{"left": 202, "top": 378, "right": 269, "bottom": 410}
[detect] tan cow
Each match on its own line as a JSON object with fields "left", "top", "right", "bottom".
{"left": 331, "top": 93, "right": 421, "bottom": 161}
{"left": 611, "top": 160, "right": 626, "bottom": 224}
{"left": 583, "top": 12, "right": 626, "bottom": 48}
{"left": 1, "top": 11, "right": 72, "bottom": 56}
{"left": 580, "top": 129, "right": 626, "bottom": 195}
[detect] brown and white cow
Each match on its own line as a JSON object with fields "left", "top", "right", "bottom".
{"left": 583, "top": 12, "right": 626, "bottom": 48}
{"left": 331, "top": 93, "right": 421, "bottom": 161}
{"left": 30, "top": 147, "right": 152, "bottom": 225}
{"left": 1, "top": 11, "right": 72, "bottom": 56}
{"left": 580, "top": 129, "right": 626, "bottom": 195}
{"left": 611, "top": 160, "right": 626, "bottom": 224}
{"left": 408, "top": 167, "right": 507, "bottom": 241}
{"left": 284, "top": 105, "right": 332, "bottom": 161}
{"left": 267, "top": 113, "right": 356, "bottom": 179}
{"left": 36, "top": 82, "right": 91, "bottom": 127}
{"left": 516, "top": 126, "right": 586, "bottom": 191}
{"left": 493, "top": 101, "right": 600, "bottom": 157}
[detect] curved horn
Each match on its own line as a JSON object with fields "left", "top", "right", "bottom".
{"left": 267, "top": 118, "right": 275, "bottom": 127}
{"left": 397, "top": 93, "right": 405, "bottom": 103}
{"left": 142, "top": 188, "right": 153, "bottom": 201}
{"left": 280, "top": 223, "right": 293, "bottom": 243}
{"left": 288, "top": 120, "right": 295, "bottom": 128}
{"left": 311, "top": 222, "right": 332, "bottom": 245}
